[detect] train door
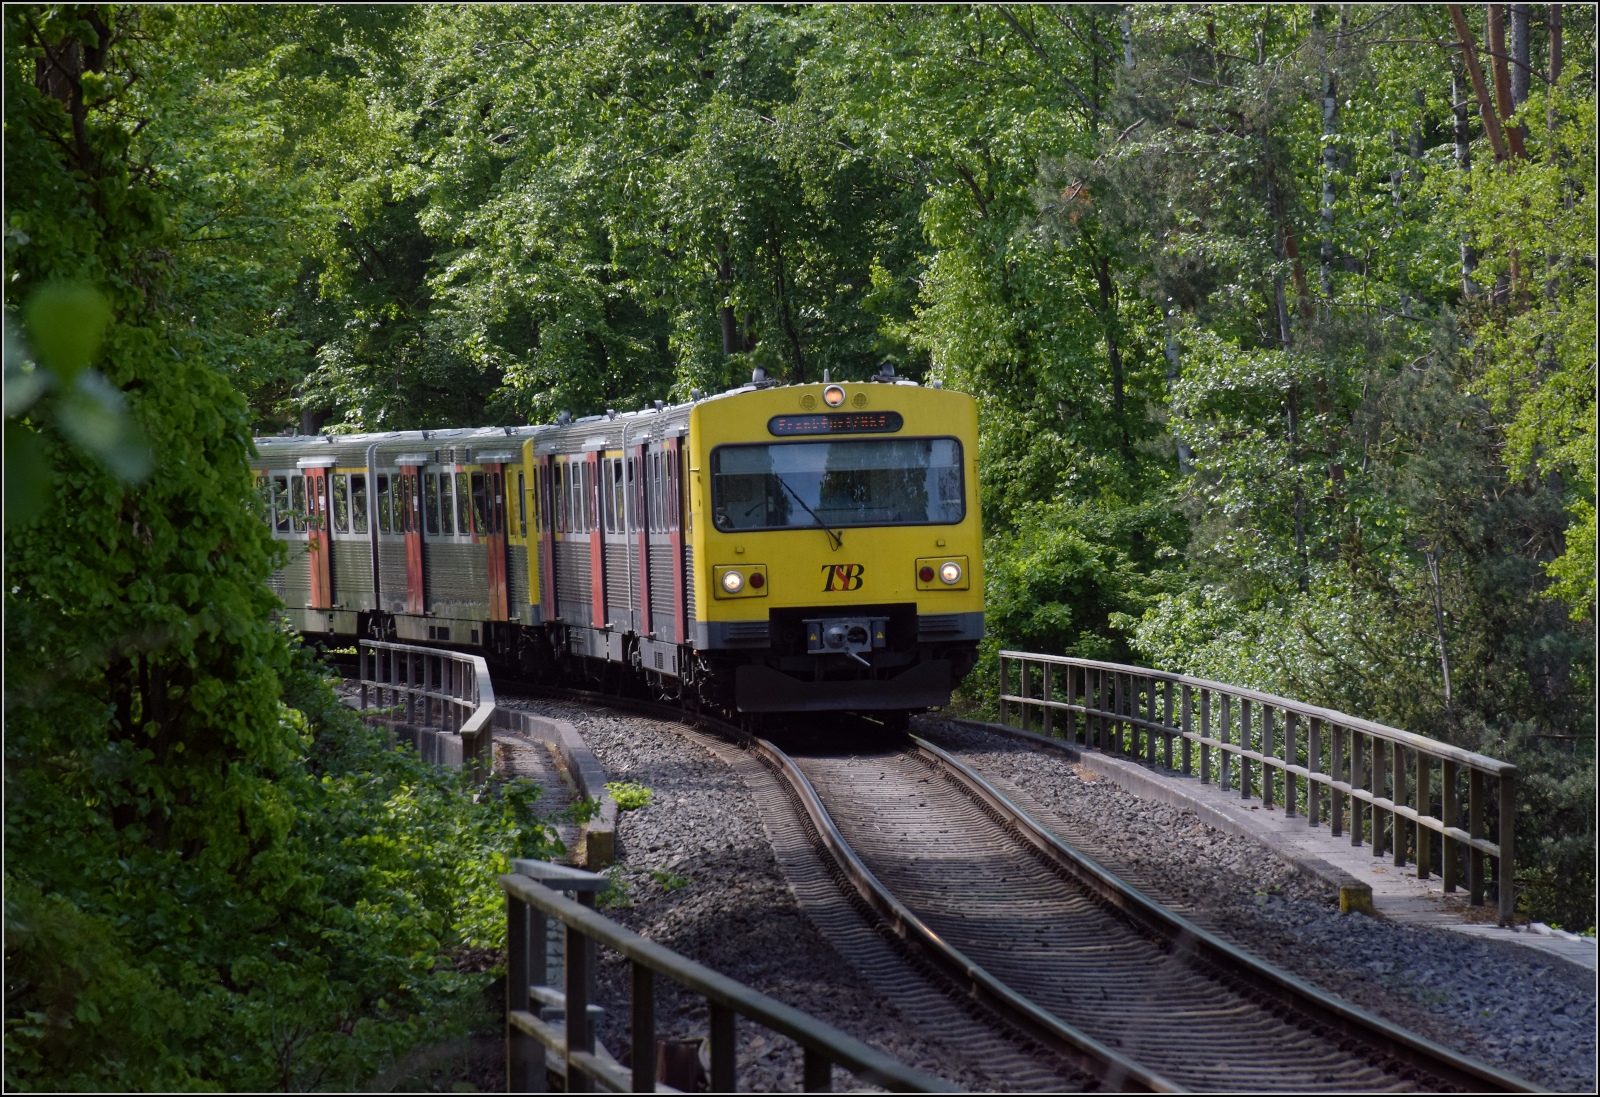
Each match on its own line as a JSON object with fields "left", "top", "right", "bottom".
{"left": 632, "top": 442, "right": 652, "bottom": 637}
{"left": 601, "top": 453, "right": 635, "bottom": 633}
{"left": 585, "top": 450, "right": 605, "bottom": 629}
{"left": 300, "top": 462, "right": 335, "bottom": 610}
{"left": 399, "top": 464, "right": 426, "bottom": 616}
{"left": 484, "top": 462, "right": 509, "bottom": 621}
{"left": 667, "top": 435, "right": 686, "bottom": 642}
{"left": 539, "top": 454, "right": 557, "bottom": 623}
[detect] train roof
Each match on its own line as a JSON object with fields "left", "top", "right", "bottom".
{"left": 252, "top": 374, "right": 952, "bottom": 464}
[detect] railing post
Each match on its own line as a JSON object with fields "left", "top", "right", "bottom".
{"left": 1392, "top": 742, "right": 1408, "bottom": 869}
{"left": 1113, "top": 673, "right": 1125, "bottom": 755}
{"left": 1350, "top": 732, "right": 1365, "bottom": 847}
{"left": 709, "top": 1000, "right": 736, "bottom": 1093}
{"left": 1284, "top": 712, "right": 1298, "bottom": 818}
{"left": 1219, "top": 694, "right": 1232, "bottom": 790}
{"left": 1017, "top": 657, "right": 1031, "bottom": 733}
{"left": 1415, "top": 752, "right": 1432, "bottom": 880}
{"left": 1164, "top": 680, "right": 1176, "bottom": 770}
{"left": 1442, "top": 759, "right": 1460, "bottom": 892}
{"left": 1181, "top": 685, "right": 1194, "bottom": 777}
{"left": 1145, "top": 677, "right": 1158, "bottom": 765}
{"left": 565, "top": 920, "right": 594, "bottom": 1092}
{"left": 360, "top": 643, "right": 369, "bottom": 708}
{"left": 631, "top": 961, "right": 656, "bottom": 1094}
{"left": 1042, "top": 663, "right": 1053, "bottom": 739}
{"left": 803, "top": 1047, "right": 833, "bottom": 1092}
{"left": 1372, "top": 734, "right": 1388, "bottom": 858}
{"left": 997, "top": 655, "right": 1008, "bottom": 729}
{"left": 507, "top": 893, "right": 540, "bottom": 1093}
{"left": 1261, "top": 705, "right": 1274, "bottom": 809}
{"left": 1328, "top": 722, "right": 1341, "bottom": 835}
{"left": 1239, "top": 700, "right": 1253, "bottom": 800}
{"left": 1498, "top": 770, "right": 1516, "bottom": 924}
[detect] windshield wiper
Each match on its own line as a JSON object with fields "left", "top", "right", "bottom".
{"left": 772, "top": 474, "right": 843, "bottom": 550}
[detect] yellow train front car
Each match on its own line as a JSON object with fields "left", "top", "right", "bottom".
{"left": 684, "top": 377, "right": 983, "bottom": 715}
{"left": 253, "top": 370, "right": 983, "bottom": 721}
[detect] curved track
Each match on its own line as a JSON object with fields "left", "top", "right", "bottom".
{"left": 466, "top": 680, "right": 1539, "bottom": 1092}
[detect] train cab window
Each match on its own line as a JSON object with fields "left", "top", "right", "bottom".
{"left": 376, "top": 475, "right": 391, "bottom": 533}
{"left": 333, "top": 474, "right": 350, "bottom": 533}
{"left": 423, "top": 473, "right": 437, "bottom": 535}
{"left": 290, "top": 474, "right": 307, "bottom": 533}
{"left": 518, "top": 472, "right": 528, "bottom": 537}
{"left": 271, "top": 476, "right": 291, "bottom": 533}
{"left": 710, "top": 437, "right": 965, "bottom": 531}
{"left": 470, "top": 472, "right": 488, "bottom": 536}
{"left": 350, "top": 475, "right": 368, "bottom": 533}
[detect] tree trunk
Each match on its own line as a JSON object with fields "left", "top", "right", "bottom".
{"left": 1486, "top": 5, "right": 1527, "bottom": 156}
{"left": 1424, "top": 547, "right": 1455, "bottom": 727}
{"left": 1164, "top": 310, "right": 1193, "bottom": 475}
{"left": 1094, "top": 254, "right": 1131, "bottom": 458}
{"left": 1447, "top": 5, "right": 1511, "bottom": 162}
{"left": 1548, "top": 4, "right": 1563, "bottom": 131}
{"left": 717, "top": 244, "right": 738, "bottom": 357}
{"left": 1452, "top": 71, "right": 1482, "bottom": 298}
{"left": 1120, "top": 9, "right": 1135, "bottom": 67}
{"left": 1320, "top": 71, "right": 1338, "bottom": 300}
{"left": 1509, "top": 4, "right": 1531, "bottom": 107}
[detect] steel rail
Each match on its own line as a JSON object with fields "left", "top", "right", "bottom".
{"left": 910, "top": 735, "right": 1541, "bottom": 1094}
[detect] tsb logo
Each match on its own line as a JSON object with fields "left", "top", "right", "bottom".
{"left": 821, "top": 563, "right": 865, "bottom": 592}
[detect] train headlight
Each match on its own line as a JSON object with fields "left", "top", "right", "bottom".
{"left": 721, "top": 570, "right": 745, "bottom": 594}
{"left": 939, "top": 561, "right": 963, "bottom": 585}
{"left": 823, "top": 384, "right": 846, "bottom": 408}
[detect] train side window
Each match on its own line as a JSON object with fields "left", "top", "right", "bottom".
{"left": 552, "top": 461, "right": 564, "bottom": 533}
{"left": 424, "top": 473, "right": 440, "bottom": 535}
{"left": 601, "top": 458, "right": 615, "bottom": 534}
{"left": 333, "top": 474, "right": 350, "bottom": 533}
{"left": 645, "top": 453, "right": 657, "bottom": 533}
{"left": 351, "top": 475, "right": 368, "bottom": 533}
{"left": 453, "top": 471, "right": 470, "bottom": 535}
{"left": 376, "top": 475, "right": 391, "bottom": 533}
{"left": 612, "top": 459, "right": 626, "bottom": 535}
{"left": 490, "top": 470, "right": 504, "bottom": 535}
{"left": 518, "top": 472, "right": 528, "bottom": 537}
{"left": 624, "top": 457, "right": 636, "bottom": 534}
{"left": 271, "top": 475, "right": 290, "bottom": 532}
{"left": 438, "top": 472, "right": 454, "bottom": 536}
{"left": 290, "top": 474, "right": 307, "bottom": 532}
{"left": 470, "top": 472, "right": 488, "bottom": 536}
{"left": 666, "top": 454, "right": 679, "bottom": 532}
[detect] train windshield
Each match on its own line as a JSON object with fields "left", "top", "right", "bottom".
{"left": 711, "top": 438, "right": 964, "bottom": 531}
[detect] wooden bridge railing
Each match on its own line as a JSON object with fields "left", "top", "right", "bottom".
{"left": 504, "top": 860, "right": 950, "bottom": 1093}
{"left": 998, "top": 652, "right": 1518, "bottom": 924}
{"left": 358, "top": 639, "right": 494, "bottom": 779}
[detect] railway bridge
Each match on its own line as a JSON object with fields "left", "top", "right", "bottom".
{"left": 349, "top": 640, "right": 1590, "bottom": 1093}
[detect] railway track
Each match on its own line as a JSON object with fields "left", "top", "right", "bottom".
{"left": 407, "top": 672, "right": 1541, "bottom": 1092}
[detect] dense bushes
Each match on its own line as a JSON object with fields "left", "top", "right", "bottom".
{"left": 4, "top": 8, "right": 553, "bottom": 1087}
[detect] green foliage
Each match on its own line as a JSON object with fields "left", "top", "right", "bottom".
{"left": 605, "top": 781, "right": 654, "bottom": 812}
{"left": 649, "top": 868, "right": 691, "bottom": 893}
{"left": 4, "top": 7, "right": 552, "bottom": 1089}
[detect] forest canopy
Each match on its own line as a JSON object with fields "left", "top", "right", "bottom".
{"left": 5, "top": 3, "right": 1595, "bottom": 1088}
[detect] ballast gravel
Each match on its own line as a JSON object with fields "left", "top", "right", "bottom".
{"left": 498, "top": 699, "right": 1001, "bottom": 1092}
{"left": 915, "top": 717, "right": 1597, "bottom": 1094}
